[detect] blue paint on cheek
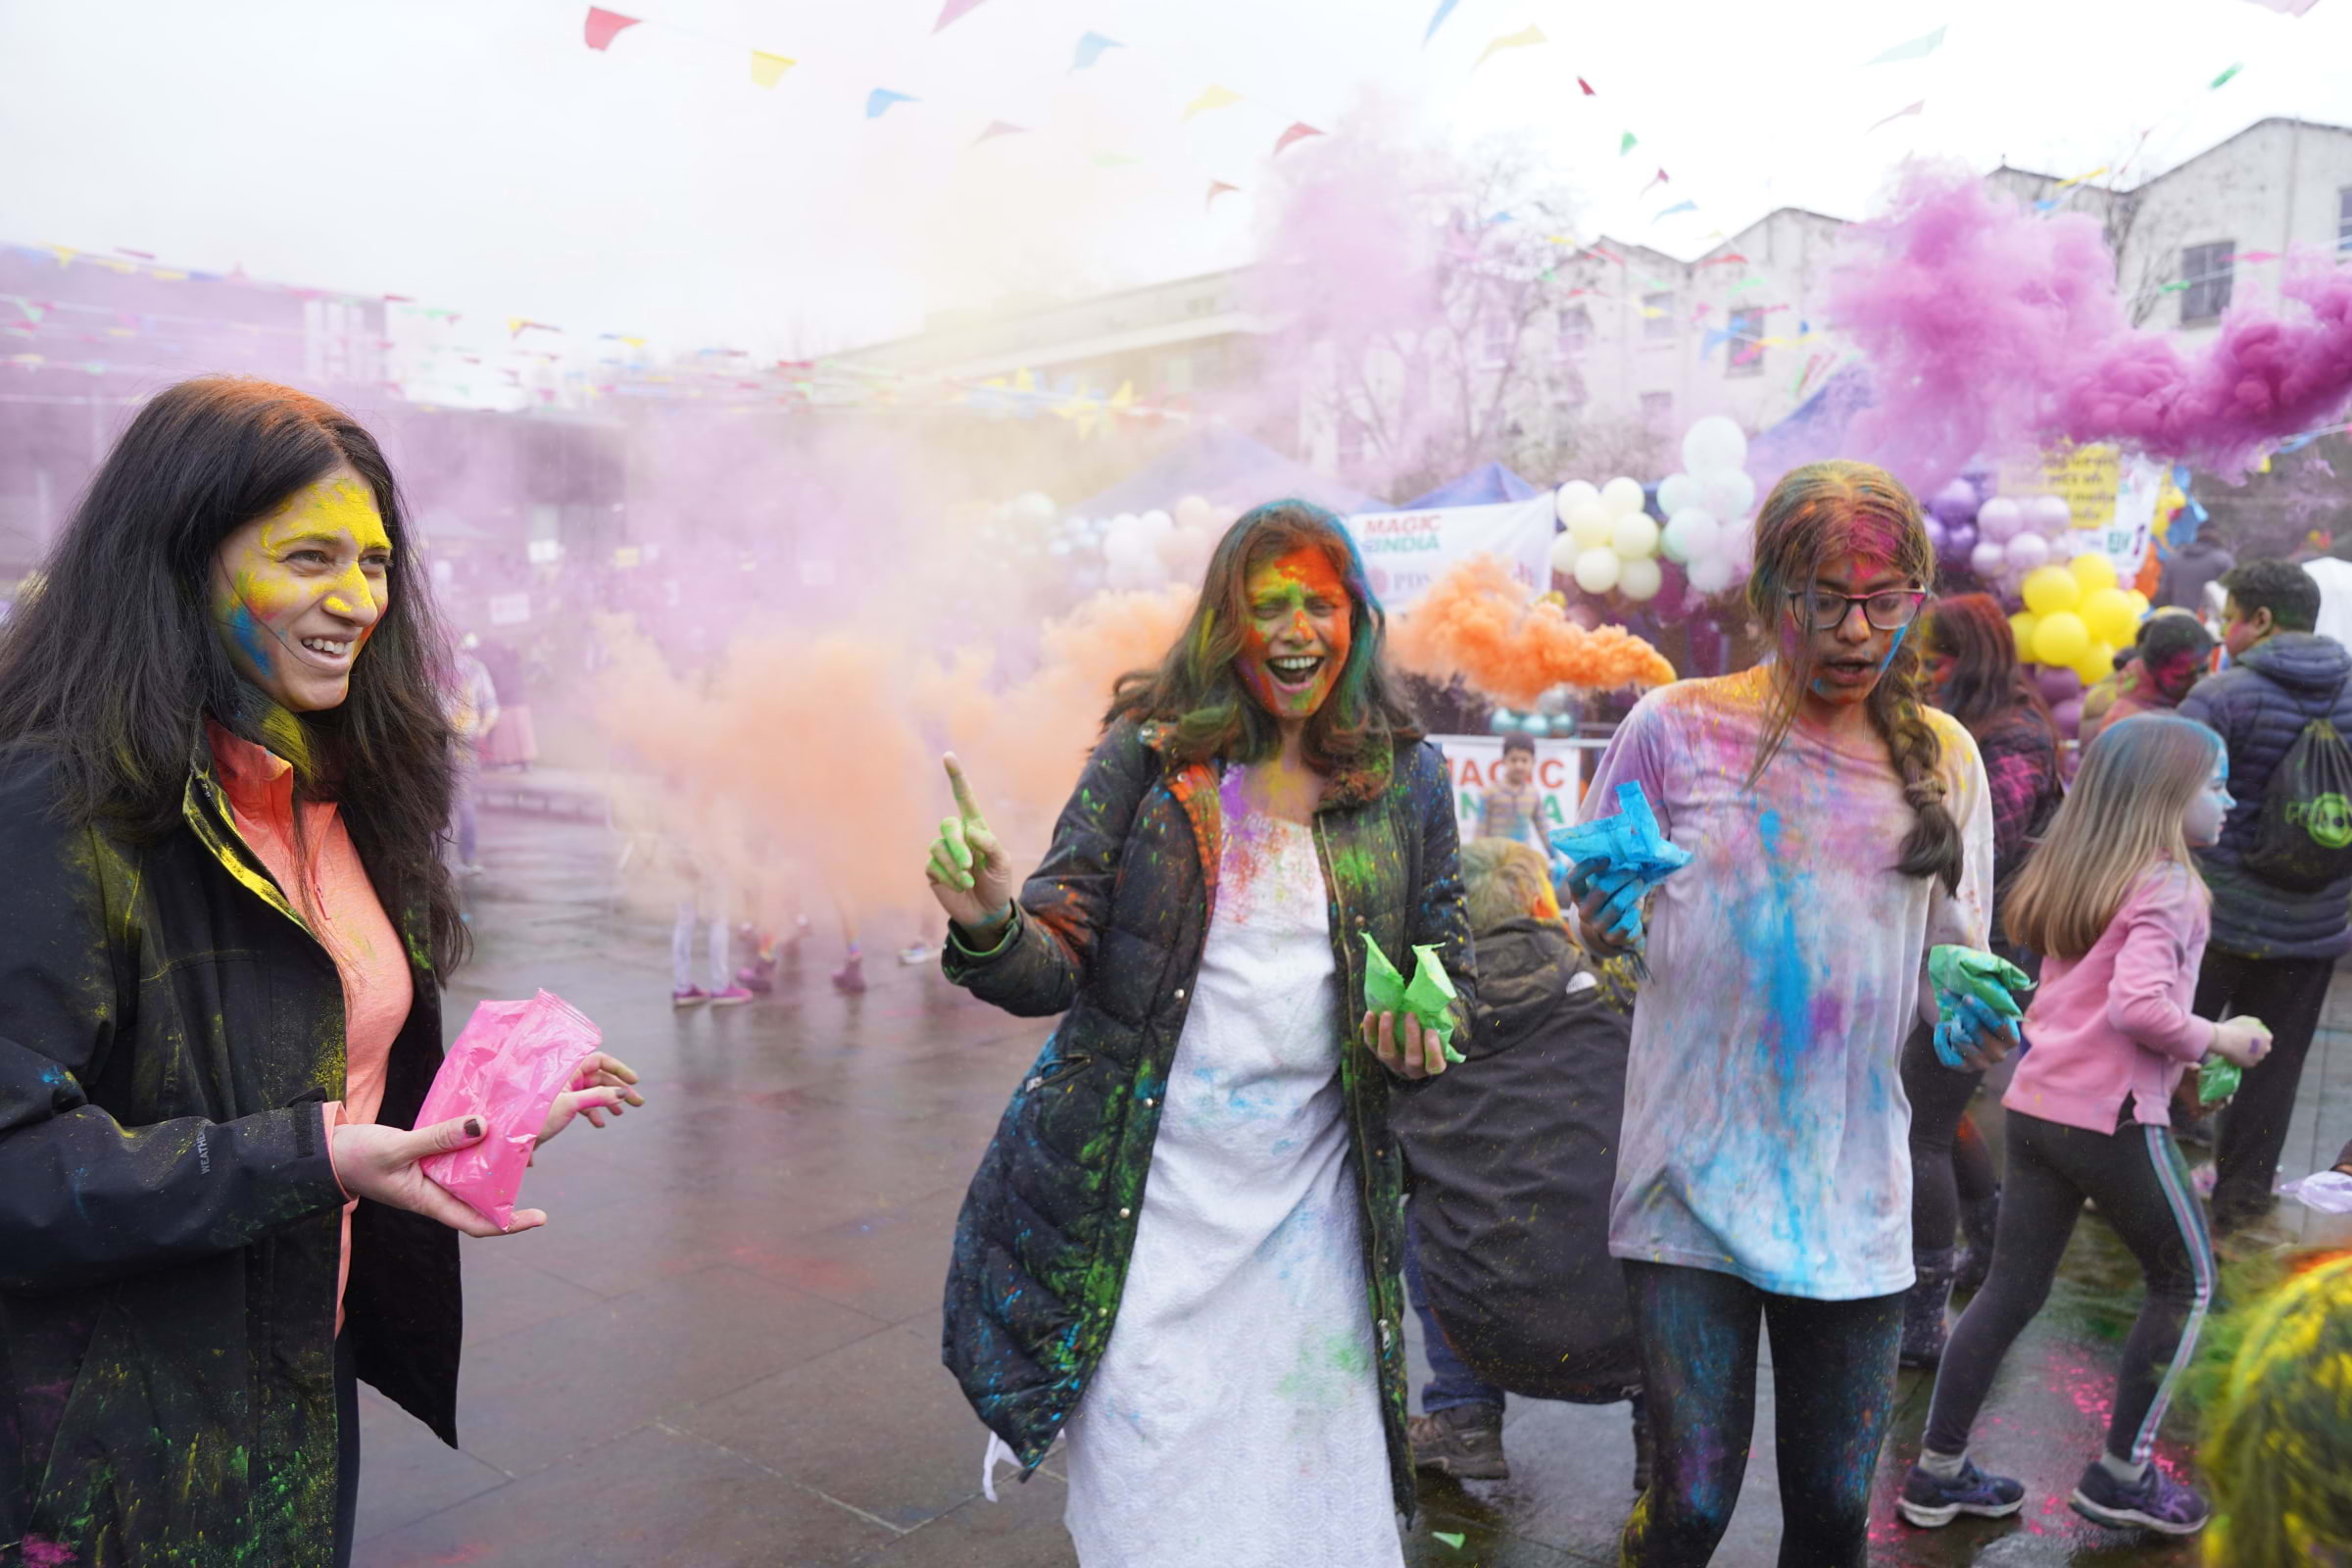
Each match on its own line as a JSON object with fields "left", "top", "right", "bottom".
{"left": 1876, "top": 623, "right": 1910, "bottom": 675}
{"left": 228, "top": 605, "right": 272, "bottom": 673}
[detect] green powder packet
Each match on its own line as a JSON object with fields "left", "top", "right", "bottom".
{"left": 1926, "top": 945, "right": 2034, "bottom": 1069}
{"left": 1363, "top": 933, "right": 1464, "bottom": 1063}
{"left": 2199, "top": 1054, "right": 2241, "bottom": 1104}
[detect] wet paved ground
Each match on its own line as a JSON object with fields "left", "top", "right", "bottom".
{"left": 355, "top": 804, "right": 2352, "bottom": 1568}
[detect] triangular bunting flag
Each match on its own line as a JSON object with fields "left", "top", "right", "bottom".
{"left": 1866, "top": 99, "right": 1926, "bottom": 131}
{"left": 1108, "top": 379, "right": 1135, "bottom": 411}
{"left": 1639, "top": 168, "right": 1669, "bottom": 197}
{"left": 1474, "top": 24, "right": 1545, "bottom": 68}
{"left": 867, "top": 88, "right": 919, "bottom": 119}
{"left": 1071, "top": 31, "right": 1123, "bottom": 71}
{"left": 750, "top": 51, "right": 796, "bottom": 88}
{"left": 1578, "top": 77, "right": 1596, "bottom": 95}
{"left": 1205, "top": 180, "right": 1241, "bottom": 209}
{"left": 583, "top": 7, "right": 640, "bottom": 51}
{"left": 933, "top": 0, "right": 991, "bottom": 30}
{"left": 1863, "top": 24, "right": 1946, "bottom": 65}
{"left": 1273, "top": 122, "right": 1325, "bottom": 156}
{"left": 1655, "top": 200, "right": 1698, "bottom": 220}
{"left": 974, "top": 121, "right": 1026, "bottom": 144}
{"left": 1423, "top": 0, "right": 1459, "bottom": 42}
{"left": 1618, "top": 131, "right": 1637, "bottom": 156}
{"left": 1182, "top": 85, "right": 1243, "bottom": 120}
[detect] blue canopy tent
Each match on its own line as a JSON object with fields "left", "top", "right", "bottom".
{"left": 1398, "top": 462, "right": 1544, "bottom": 510}
{"left": 1069, "top": 428, "right": 1389, "bottom": 519}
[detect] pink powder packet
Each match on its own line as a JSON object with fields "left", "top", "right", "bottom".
{"left": 417, "top": 990, "right": 603, "bottom": 1229}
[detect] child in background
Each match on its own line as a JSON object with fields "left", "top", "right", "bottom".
{"left": 1898, "top": 714, "right": 2273, "bottom": 1538}
{"left": 1478, "top": 732, "right": 1544, "bottom": 849}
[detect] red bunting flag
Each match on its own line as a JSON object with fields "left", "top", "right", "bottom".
{"left": 973, "top": 121, "right": 1027, "bottom": 144}
{"left": 582, "top": 7, "right": 640, "bottom": 50}
{"left": 1696, "top": 255, "right": 1749, "bottom": 269}
{"left": 934, "top": 0, "right": 992, "bottom": 28}
{"left": 1205, "top": 180, "right": 1241, "bottom": 210}
{"left": 1867, "top": 99, "right": 1926, "bottom": 132}
{"left": 1273, "top": 122, "right": 1325, "bottom": 156}
{"left": 1638, "top": 168, "right": 1669, "bottom": 197}
{"left": 1578, "top": 77, "right": 1596, "bottom": 95}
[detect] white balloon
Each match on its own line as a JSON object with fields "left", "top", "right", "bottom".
{"left": 1656, "top": 472, "right": 1703, "bottom": 517}
{"left": 1565, "top": 500, "right": 1615, "bottom": 551}
{"left": 1600, "top": 476, "right": 1647, "bottom": 517}
{"left": 1104, "top": 554, "right": 1164, "bottom": 590}
{"left": 1172, "top": 494, "right": 1216, "bottom": 532}
{"left": 1138, "top": 509, "right": 1173, "bottom": 540}
{"left": 1555, "top": 479, "right": 1600, "bottom": 523}
{"left": 1548, "top": 530, "right": 1583, "bottom": 578}
{"left": 1970, "top": 539, "right": 2008, "bottom": 577}
{"left": 1612, "top": 511, "right": 1661, "bottom": 561}
{"left": 1682, "top": 415, "right": 1748, "bottom": 476}
{"left": 2030, "top": 495, "right": 2074, "bottom": 535}
{"left": 1662, "top": 507, "right": 1721, "bottom": 564}
{"left": 1977, "top": 497, "right": 2024, "bottom": 542}
{"left": 1700, "top": 469, "right": 1757, "bottom": 521}
{"left": 1687, "top": 553, "right": 1737, "bottom": 595}
{"left": 2005, "top": 530, "right": 2051, "bottom": 570}
{"left": 1573, "top": 547, "right": 1623, "bottom": 595}
{"left": 1011, "top": 491, "right": 1056, "bottom": 523}
{"left": 1619, "top": 557, "right": 1663, "bottom": 602}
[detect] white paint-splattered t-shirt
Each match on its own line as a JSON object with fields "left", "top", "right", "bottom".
{"left": 1581, "top": 667, "right": 1992, "bottom": 1299}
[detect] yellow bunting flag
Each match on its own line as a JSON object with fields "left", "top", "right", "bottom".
{"left": 1109, "top": 379, "right": 1135, "bottom": 411}
{"left": 750, "top": 51, "right": 795, "bottom": 87}
{"left": 1013, "top": 368, "right": 1035, "bottom": 394}
{"left": 1474, "top": 24, "right": 1545, "bottom": 67}
{"left": 49, "top": 247, "right": 76, "bottom": 268}
{"left": 1182, "top": 84, "right": 1242, "bottom": 120}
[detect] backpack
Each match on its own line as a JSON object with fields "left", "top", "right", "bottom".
{"left": 2243, "top": 682, "right": 2352, "bottom": 892}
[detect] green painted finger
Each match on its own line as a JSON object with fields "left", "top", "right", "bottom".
{"left": 944, "top": 753, "right": 984, "bottom": 822}
{"left": 941, "top": 816, "right": 974, "bottom": 870}
{"left": 927, "top": 847, "right": 972, "bottom": 889}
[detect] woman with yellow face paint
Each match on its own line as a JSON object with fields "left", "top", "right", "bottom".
{"left": 0, "top": 377, "right": 642, "bottom": 1568}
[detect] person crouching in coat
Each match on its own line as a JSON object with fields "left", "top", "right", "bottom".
{"left": 1391, "top": 837, "right": 1648, "bottom": 1494}
{"left": 924, "top": 499, "right": 1472, "bottom": 1567}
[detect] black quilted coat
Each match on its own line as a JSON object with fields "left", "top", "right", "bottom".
{"left": 2179, "top": 631, "right": 2352, "bottom": 960}
{"left": 0, "top": 748, "right": 460, "bottom": 1568}
{"left": 940, "top": 717, "right": 1473, "bottom": 1518}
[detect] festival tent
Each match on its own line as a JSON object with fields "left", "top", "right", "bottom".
{"left": 1399, "top": 462, "right": 1544, "bottom": 510}
{"left": 1069, "top": 427, "right": 1389, "bottom": 519}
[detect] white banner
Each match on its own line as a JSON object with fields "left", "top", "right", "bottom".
{"left": 1345, "top": 498, "right": 1556, "bottom": 613}
{"left": 1433, "top": 734, "right": 1587, "bottom": 849}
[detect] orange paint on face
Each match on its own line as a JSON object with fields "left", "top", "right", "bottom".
{"left": 1237, "top": 546, "right": 1352, "bottom": 722}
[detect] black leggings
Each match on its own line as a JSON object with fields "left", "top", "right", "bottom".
{"left": 1924, "top": 1110, "right": 2214, "bottom": 1463}
{"left": 1900, "top": 1022, "right": 1999, "bottom": 1250}
{"left": 334, "top": 1331, "right": 360, "bottom": 1568}
{"left": 1622, "top": 1261, "right": 1904, "bottom": 1568}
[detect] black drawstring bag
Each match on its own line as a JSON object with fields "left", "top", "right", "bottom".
{"left": 2243, "top": 685, "right": 2352, "bottom": 892}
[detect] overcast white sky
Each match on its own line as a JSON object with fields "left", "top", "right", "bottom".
{"left": 3, "top": 0, "right": 2348, "bottom": 360}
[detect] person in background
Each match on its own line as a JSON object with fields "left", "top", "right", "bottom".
{"left": 1478, "top": 732, "right": 1545, "bottom": 848}
{"left": 1395, "top": 837, "right": 1647, "bottom": 1492}
{"left": 442, "top": 632, "right": 499, "bottom": 875}
{"left": 1899, "top": 593, "right": 2068, "bottom": 1366}
{"left": 2178, "top": 560, "right": 2352, "bottom": 1235}
{"left": 2155, "top": 530, "right": 2233, "bottom": 614}
{"left": 1898, "top": 714, "right": 2266, "bottom": 1538}
{"left": 2077, "top": 610, "right": 2214, "bottom": 748}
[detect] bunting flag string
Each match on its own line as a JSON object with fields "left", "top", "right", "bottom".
{"left": 1205, "top": 180, "right": 1241, "bottom": 209}
{"left": 1867, "top": 99, "right": 1926, "bottom": 132}
{"left": 973, "top": 120, "right": 1026, "bottom": 144}
{"left": 866, "top": 88, "right": 919, "bottom": 119}
{"left": 1181, "top": 84, "right": 1243, "bottom": 121}
{"left": 1474, "top": 24, "right": 1546, "bottom": 68}
{"left": 932, "top": 0, "right": 991, "bottom": 32}
{"left": 583, "top": 7, "right": 639, "bottom": 50}
{"left": 1070, "top": 31, "right": 1122, "bottom": 71}
{"left": 1272, "top": 122, "right": 1324, "bottom": 156}
{"left": 1423, "top": 0, "right": 1460, "bottom": 43}
{"left": 750, "top": 51, "right": 794, "bottom": 88}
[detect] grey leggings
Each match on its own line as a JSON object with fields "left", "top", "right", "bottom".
{"left": 1923, "top": 1109, "right": 2214, "bottom": 1464}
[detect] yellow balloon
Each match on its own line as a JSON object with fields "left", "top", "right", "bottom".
{"left": 2033, "top": 610, "right": 2090, "bottom": 667}
{"left": 2009, "top": 611, "right": 2040, "bottom": 661}
{"left": 2082, "top": 586, "right": 2138, "bottom": 649}
{"left": 2073, "top": 640, "right": 2118, "bottom": 686}
{"left": 2125, "top": 589, "right": 2151, "bottom": 618}
{"left": 2069, "top": 552, "right": 2120, "bottom": 594}
{"left": 2022, "top": 565, "right": 2083, "bottom": 616}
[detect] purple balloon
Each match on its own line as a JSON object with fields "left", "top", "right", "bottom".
{"left": 1930, "top": 478, "right": 1980, "bottom": 526}
{"left": 1937, "top": 521, "right": 1978, "bottom": 566}
{"left": 2037, "top": 665, "right": 2083, "bottom": 706}
{"left": 1925, "top": 517, "right": 1950, "bottom": 554}
{"left": 2051, "top": 697, "right": 2084, "bottom": 739}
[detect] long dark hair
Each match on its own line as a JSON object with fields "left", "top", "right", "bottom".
{"left": 1925, "top": 591, "right": 2060, "bottom": 747}
{"left": 0, "top": 377, "right": 467, "bottom": 972}
{"left": 1106, "top": 499, "right": 1421, "bottom": 774}
{"left": 1744, "top": 460, "right": 1965, "bottom": 893}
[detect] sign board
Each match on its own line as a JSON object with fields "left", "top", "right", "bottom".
{"left": 1432, "top": 734, "right": 1587, "bottom": 848}
{"left": 1995, "top": 444, "right": 2166, "bottom": 573}
{"left": 1344, "top": 498, "right": 1555, "bottom": 613}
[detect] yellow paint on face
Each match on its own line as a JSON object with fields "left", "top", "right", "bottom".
{"left": 211, "top": 473, "right": 393, "bottom": 711}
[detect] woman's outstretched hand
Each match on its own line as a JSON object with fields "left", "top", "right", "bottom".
{"left": 926, "top": 754, "right": 1016, "bottom": 940}
{"left": 1361, "top": 1009, "right": 1447, "bottom": 1079}
{"left": 532, "top": 1051, "right": 645, "bottom": 1161}
{"left": 330, "top": 1117, "right": 546, "bottom": 1238}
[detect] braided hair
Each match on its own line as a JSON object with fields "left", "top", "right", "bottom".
{"left": 1743, "top": 460, "right": 1964, "bottom": 893}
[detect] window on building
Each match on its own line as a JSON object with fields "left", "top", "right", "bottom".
{"left": 1185, "top": 293, "right": 1220, "bottom": 318}
{"left": 1558, "top": 305, "right": 1592, "bottom": 354}
{"left": 1480, "top": 315, "right": 1512, "bottom": 368}
{"left": 2180, "top": 241, "right": 2234, "bottom": 323}
{"left": 2339, "top": 188, "right": 2351, "bottom": 255}
{"left": 1643, "top": 292, "right": 1677, "bottom": 342}
{"left": 1642, "top": 391, "right": 1673, "bottom": 427}
{"left": 1726, "top": 308, "right": 1765, "bottom": 377}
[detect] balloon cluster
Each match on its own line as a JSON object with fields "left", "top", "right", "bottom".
{"left": 2011, "top": 552, "right": 2150, "bottom": 688}
{"left": 1549, "top": 474, "right": 1665, "bottom": 600}
{"left": 1489, "top": 684, "right": 1583, "bottom": 737}
{"left": 1054, "top": 493, "right": 1237, "bottom": 590}
{"left": 1653, "top": 416, "right": 1758, "bottom": 597}
{"left": 1925, "top": 481, "right": 2079, "bottom": 596}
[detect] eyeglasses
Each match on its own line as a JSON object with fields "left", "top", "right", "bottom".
{"left": 1788, "top": 587, "right": 1930, "bottom": 632}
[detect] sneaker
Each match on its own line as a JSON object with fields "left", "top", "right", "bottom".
{"left": 707, "top": 985, "right": 756, "bottom": 1006}
{"left": 734, "top": 964, "right": 774, "bottom": 996}
{"left": 1407, "top": 1402, "right": 1507, "bottom": 1481}
{"left": 831, "top": 956, "right": 867, "bottom": 995}
{"left": 2070, "top": 1458, "right": 2209, "bottom": 1535}
{"left": 671, "top": 986, "right": 710, "bottom": 1007}
{"left": 1896, "top": 1456, "right": 2027, "bottom": 1527}
{"left": 899, "top": 943, "right": 937, "bottom": 965}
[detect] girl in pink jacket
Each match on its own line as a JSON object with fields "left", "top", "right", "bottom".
{"left": 1896, "top": 713, "right": 2272, "bottom": 1540}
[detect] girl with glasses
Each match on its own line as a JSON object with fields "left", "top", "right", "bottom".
{"left": 1572, "top": 459, "right": 1999, "bottom": 1567}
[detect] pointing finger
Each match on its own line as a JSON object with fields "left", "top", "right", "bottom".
{"left": 944, "top": 753, "right": 984, "bottom": 823}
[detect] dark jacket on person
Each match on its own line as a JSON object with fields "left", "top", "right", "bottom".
{"left": 2179, "top": 631, "right": 2352, "bottom": 960}
{"left": 1390, "top": 917, "right": 1639, "bottom": 1402}
{"left": 0, "top": 746, "right": 459, "bottom": 1568}
{"left": 939, "top": 717, "right": 1473, "bottom": 1518}
{"left": 1970, "top": 705, "right": 2066, "bottom": 950}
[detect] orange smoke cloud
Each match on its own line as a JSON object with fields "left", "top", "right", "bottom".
{"left": 1389, "top": 555, "right": 1675, "bottom": 710}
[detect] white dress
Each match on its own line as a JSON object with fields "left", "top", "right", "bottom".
{"left": 1062, "top": 797, "right": 1403, "bottom": 1567}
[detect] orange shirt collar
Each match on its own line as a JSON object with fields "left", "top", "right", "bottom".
{"left": 205, "top": 720, "right": 297, "bottom": 818}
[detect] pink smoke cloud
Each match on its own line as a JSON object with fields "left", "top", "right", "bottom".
{"left": 1826, "top": 163, "right": 2352, "bottom": 486}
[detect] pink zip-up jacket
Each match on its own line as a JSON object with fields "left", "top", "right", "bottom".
{"left": 2004, "top": 860, "right": 2217, "bottom": 1135}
